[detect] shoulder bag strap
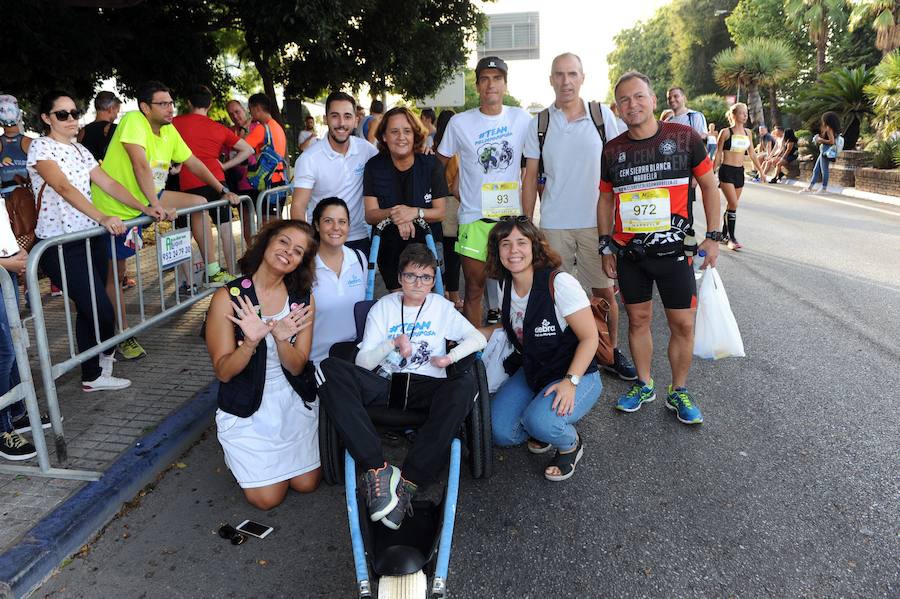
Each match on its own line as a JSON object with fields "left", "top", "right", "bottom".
{"left": 536, "top": 108, "right": 550, "bottom": 181}
{"left": 588, "top": 102, "right": 607, "bottom": 147}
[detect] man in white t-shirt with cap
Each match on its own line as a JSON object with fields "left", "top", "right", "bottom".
{"left": 437, "top": 56, "right": 531, "bottom": 326}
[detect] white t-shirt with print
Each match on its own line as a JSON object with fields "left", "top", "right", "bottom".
{"left": 359, "top": 292, "right": 478, "bottom": 379}
{"left": 293, "top": 136, "right": 378, "bottom": 242}
{"left": 27, "top": 137, "right": 100, "bottom": 238}
{"left": 310, "top": 246, "right": 367, "bottom": 364}
{"left": 505, "top": 271, "right": 590, "bottom": 344}
{"left": 437, "top": 106, "right": 532, "bottom": 225}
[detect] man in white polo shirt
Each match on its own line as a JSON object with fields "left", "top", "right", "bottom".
{"left": 522, "top": 52, "right": 636, "bottom": 381}
{"left": 437, "top": 56, "right": 531, "bottom": 326}
{"left": 291, "top": 91, "right": 378, "bottom": 255}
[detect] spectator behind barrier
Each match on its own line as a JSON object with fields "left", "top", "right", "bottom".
{"left": 224, "top": 99, "right": 259, "bottom": 245}
{"left": 26, "top": 90, "right": 135, "bottom": 393}
{"left": 77, "top": 91, "right": 121, "bottom": 162}
{"left": 363, "top": 107, "right": 448, "bottom": 291}
{"left": 315, "top": 244, "right": 486, "bottom": 530}
{"left": 310, "top": 197, "right": 366, "bottom": 365}
{"left": 484, "top": 218, "right": 601, "bottom": 482}
{"left": 205, "top": 219, "right": 320, "bottom": 510}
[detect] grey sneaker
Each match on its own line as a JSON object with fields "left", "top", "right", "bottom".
{"left": 363, "top": 463, "right": 400, "bottom": 522}
{"left": 382, "top": 479, "right": 416, "bottom": 531}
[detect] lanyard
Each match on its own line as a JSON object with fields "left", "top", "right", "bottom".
{"left": 399, "top": 296, "right": 427, "bottom": 340}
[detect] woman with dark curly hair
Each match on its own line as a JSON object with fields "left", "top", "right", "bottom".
{"left": 483, "top": 217, "right": 601, "bottom": 482}
{"left": 205, "top": 219, "right": 320, "bottom": 509}
{"left": 803, "top": 111, "right": 842, "bottom": 194}
{"left": 363, "top": 106, "right": 448, "bottom": 290}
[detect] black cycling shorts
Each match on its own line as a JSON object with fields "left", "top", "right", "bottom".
{"left": 718, "top": 164, "right": 745, "bottom": 188}
{"left": 616, "top": 253, "right": 697, "bottom": 310}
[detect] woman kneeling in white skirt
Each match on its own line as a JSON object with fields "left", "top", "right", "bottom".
{"left": 205, "top": 219, "right": 320, "bottom": 509}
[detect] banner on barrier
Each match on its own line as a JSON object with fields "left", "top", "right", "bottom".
{"left": 159, "top": 228, "right": 193, "bottom": 269}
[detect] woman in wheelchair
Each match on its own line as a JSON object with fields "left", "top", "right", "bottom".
{"left": 484, "top": 218, "right": 601, "bottom": 482}
{"left": 316, "top": 244, "right": 486, "bottom": 530}
{"left": 205, "top": 219, "right": 320, "bottom": 509}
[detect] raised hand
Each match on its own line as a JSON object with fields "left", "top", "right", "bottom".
{"left": 225, "top": 295, "right": 271, "bottom": 345}
{"left": 271, "top": 303, "right": 312, "bottom": 342}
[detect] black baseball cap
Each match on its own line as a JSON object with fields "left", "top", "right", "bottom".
{"left": 476, "top": 56, "right": 508, "bottom": 78}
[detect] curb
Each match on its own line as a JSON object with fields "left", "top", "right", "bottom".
{"left": 749, "top": 178, "right": 900, "bottom": 208}
{"left": 0, "top": 381, "right": 219, "bottom": 599}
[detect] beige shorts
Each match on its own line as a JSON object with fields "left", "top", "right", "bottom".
{"left": 542, "top": 227, "right": 613, "bottom": 291}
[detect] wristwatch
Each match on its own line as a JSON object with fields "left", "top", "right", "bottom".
{"left": 565, "top": 374, "right": 581, "bottom": 386}
{"left": 704, "top": 231, "right": 723, "bottom": 242}
{"left": 417, "top": 208, "right": 425, "bottom": 220}
{"left": 219, "top": 185, "right": 230, "bottom": 196}
{"left": 598, "top": 235, "right": 613, "bottom": 256}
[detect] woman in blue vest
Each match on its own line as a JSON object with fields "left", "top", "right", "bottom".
{"left": 485, "top": 218, "right": 601, "bottom": 481}
{"left": 363, "top": 107, "right": 448, "bottom": 291}
{"left": 205, "top": 219, "right": 320, "bottom": 509}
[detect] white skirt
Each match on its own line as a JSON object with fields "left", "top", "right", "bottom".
{"left": 216, "top": 381, "right": 320, "bottom": 489}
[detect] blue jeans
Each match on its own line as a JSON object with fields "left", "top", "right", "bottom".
{"left": 0, "top": 273, "right": 22, "bottom": 434}
{"left": 810, "top": 151, "right": 831, "bottom": 188}
{"left": 707, "top": 144, "right": 717, "bottom": 161}
{"left": 492, "top": 369, "right": 601, "bottom": 452}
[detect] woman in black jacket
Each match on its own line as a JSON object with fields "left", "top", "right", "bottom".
{"left": 205, "top": 219, "right": 319, "bottom": 509}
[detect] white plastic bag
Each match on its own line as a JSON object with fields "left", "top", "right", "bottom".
{"left": 482, "top": 328, "right": 514, "bottom": 393}
{"left": 693, "top": 267, "right": 745, "bottom": 359}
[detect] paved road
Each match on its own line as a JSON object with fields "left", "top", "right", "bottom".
{"left": 37, "top": 183, "right": 900, "bottom": 598}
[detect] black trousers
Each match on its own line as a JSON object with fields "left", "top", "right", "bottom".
{"left": 39, "top": 236, "right": 116, "bottom": 381}
{"left": 316, "top": 356, "right": 475, "bottom": 488}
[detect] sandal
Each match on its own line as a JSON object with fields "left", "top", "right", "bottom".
{"left": 544, "top": 435, "right": 584, "bottom": 482}
{"left": 527, "top": 437, "right": 553, "bottom": 454}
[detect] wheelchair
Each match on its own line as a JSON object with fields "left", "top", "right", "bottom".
{"left": 317, "top": 217, "right": 492, "bottom": 598}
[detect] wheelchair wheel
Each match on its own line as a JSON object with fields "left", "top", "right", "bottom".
{"left": 466, "top": 390, "right": 484, "bottom": 479}
{"left": 319, "top": 404, "right": 345, "bottom": 485}
{"left": 474, "top": 359, "right": 493, "bottom": 479}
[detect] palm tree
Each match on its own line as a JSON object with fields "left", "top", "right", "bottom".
{"left": 795, "top": 66, "right": 875, "bottom": 147}
{"left": 785, "top": 0, "right": 847, "bottom": 74}
{"left": 848, "top": 0, "right": 900, "bottom": 56}
{"left": 865, "top": 49, "right": 900, "bottom": 135}
{"left": 713, "top": 39, "right": 795, "bottom": 127}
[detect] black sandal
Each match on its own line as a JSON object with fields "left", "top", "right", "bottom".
{"left": 527, "top": 437, "right": 553, "bottom": 454}
{"left": 544, "top": 435, "right": 584, "bottom": 482}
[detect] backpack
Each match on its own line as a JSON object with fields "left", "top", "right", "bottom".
{"left": 247, "top": 124, "right": 284, "bottom": 191}
{"left": 548, "top": 270, "right": 614, "bottom": 367}
{"left": 536, "top": 101, "right": 607, "bottom": 185}
{"left": 5, "top": 176, "right": 40, "bottom": 252}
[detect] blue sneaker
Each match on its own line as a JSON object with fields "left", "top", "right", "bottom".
{"left": 615, "top": 380, "right": 655, "bottom": 413}
{"left": 666, "top": 385, "right": 703, "bottom": 424}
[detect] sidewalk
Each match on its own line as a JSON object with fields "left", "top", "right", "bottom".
{"left": 749, "top": 176, "right": 900, "bottom": 208}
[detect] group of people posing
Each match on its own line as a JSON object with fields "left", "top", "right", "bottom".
{"left": 198, "top": 53, "right": 734, "bottom": 535}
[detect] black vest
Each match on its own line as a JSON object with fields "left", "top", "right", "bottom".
{"left": 216, "top": 276, "right": 316, "bottom": 417}
{"left": 501, "top": 269, "right": 598, "bottom": 391}
{"left": 367, "top": 152, "right": 442, "bottom": 240}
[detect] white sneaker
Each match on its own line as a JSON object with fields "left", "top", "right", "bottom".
{"left": 83, "top": 373, "right": 132, "bottom": 392}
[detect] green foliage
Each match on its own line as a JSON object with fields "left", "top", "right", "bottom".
{"left": 866, "top": 137, "right": 900, "bottom": 168}
{"left": 865, "top": 49, "right": 900, "bottom": 134}
{"left": 691, "top": 94, "right": 730, "bottom": 127}
{"left": 668, "top": 0, "right": 740, "bottom": 98}
{"left": 713, "top": 38, "right": 795, "bottom": 125}
{"left": 607, "top": 12, "right": 674, "bottom": 105}
{"left": 792, "top": 66, "right": 874, "bottom": 147}
{"left": 848, "top": 0, "right": 900, "bottom": 55}
{"left": 783, "top": 0, "right": 848, "bottom": 73}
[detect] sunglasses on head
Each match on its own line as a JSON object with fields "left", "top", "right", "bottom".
{"left": 217, "top": 524, "right": 246, "bottom": 545}
{"left": 499, "top": 215, "right": 530, "bottom": 223}
{"left": 50, "top": 109, "right": 83, "bottom": 121}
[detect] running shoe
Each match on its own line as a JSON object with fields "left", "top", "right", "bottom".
{"left": 615, "top": 379, "right": 656, "bottom": 412}
{"left": 119, "top": 338, "right": 147, "bottom": 360}
{"left": 363, "top": 463, "right": 401, "bottom": 522}
{"left": 381, "top": 478, "right": 416, "bottom": 530}
{"left": 603, "top": 348, "right": 638, "bottom": 381}
{"left": 82, "top": 373, "right": 132, "bottom": 393}
{"left": 666, "top": 385, "right": 703, "bottom": 424}
{"left": 50, "top": 284, "right": 62, "bottom": 297}
{"left": 11, "top": 412, "right": 55, "bottom": 434}
{"left": 485, "top": 309, "right": 500, "bottom": 325}
{"left": 727, "top": 239, "right": 743, "bottom": 251}
{"left": 207, "top": 269, "right": 237, "bottom": 287}
{"left": 0, "top": 431, "right": 36, "bottom": 461}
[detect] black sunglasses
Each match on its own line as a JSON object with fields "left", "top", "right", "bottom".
{"left": 499, "top": 215, "right": 530, "bottom": 223}
{"left": 50, "top": 109, "right": 83, "bottom": 121}
{"left": 218, "top": 524, "right": 247, "bottom": 545}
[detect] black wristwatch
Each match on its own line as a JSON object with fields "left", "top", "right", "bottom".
{"left": 219, "top": 185, "right": 230, "bottom": 196}
{"left": 705, "top": 231, "right": 723, "bottom": 242}
{"left": 598, "top": 234, "right": 613, "bottom": 255}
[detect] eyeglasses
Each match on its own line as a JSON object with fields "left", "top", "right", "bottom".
{"left": 218, "top": 524, "right": 247, "bottom": 545}
{"left": 50, "top": 109, "right": 83, "bottom": 121}
{"left": 499, "top": 215, "right": 530, "bottom": 223}
{"left": 400, "top": 272, "right": 434, "bottom": 285}
{"left": 150, "top": 101, "right": 176, "bottom": 108}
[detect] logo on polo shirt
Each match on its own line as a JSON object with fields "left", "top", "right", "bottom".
{"left": 348, "top": 274, "right": 363, "bottom": 287}
{"left": 533, "top": 318, "right": 557, "bottom": 338}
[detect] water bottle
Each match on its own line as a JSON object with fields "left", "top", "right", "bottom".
{"left": 693, "top": 250, "right": 706, "bottom": 280}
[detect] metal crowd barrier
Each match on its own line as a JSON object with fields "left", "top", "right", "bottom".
{"left": 255, "top": 185, "right": 294, "bottom": 229}
{"left": 20, "top": 195, "right": 256, "bottom": 479}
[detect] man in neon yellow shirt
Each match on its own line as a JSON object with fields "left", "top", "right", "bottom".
{"left": 92, "top": 80, "right": 240, "bottom": 359}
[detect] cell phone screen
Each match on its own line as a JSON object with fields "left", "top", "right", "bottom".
{"left": 237, "top": 520, "right": 272, "bottom": 538}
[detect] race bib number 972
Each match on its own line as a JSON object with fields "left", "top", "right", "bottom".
{"left": 619, "top": 188, "right": 671, "bottom": 233}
